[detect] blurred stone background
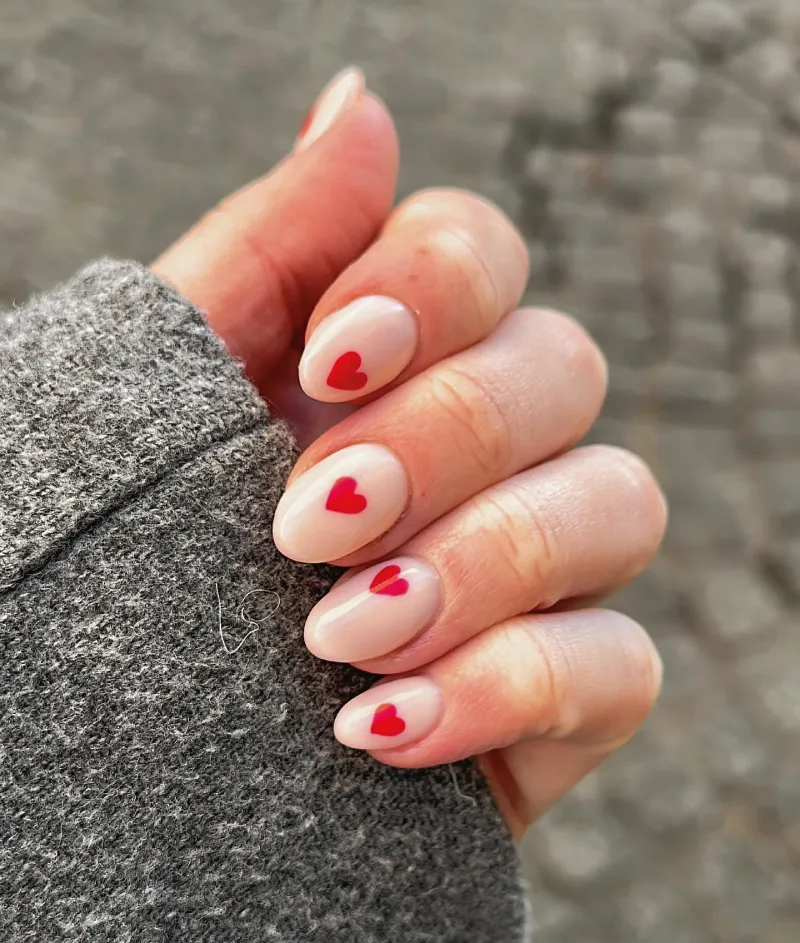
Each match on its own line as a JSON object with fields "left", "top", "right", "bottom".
{"left": 2, "top": 0, "right": 800, "bottom": 940}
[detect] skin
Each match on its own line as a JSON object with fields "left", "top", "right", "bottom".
{"left": 153, "top": 84, "right": 667, "bottom": 840}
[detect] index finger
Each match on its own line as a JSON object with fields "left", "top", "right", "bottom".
{"left": 297, "top": 189, "right": 529, "bottom": 403}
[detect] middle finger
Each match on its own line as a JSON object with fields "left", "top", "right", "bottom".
{"left": 273, "top": 307, "right": 607, "bottom": 564}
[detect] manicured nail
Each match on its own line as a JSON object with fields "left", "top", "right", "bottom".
{"left": 273, "top": 444, "right": 409, "bottom": 563}
{"left": 334, "top": 677, "right": 445, "bottom": 750}
{"left": 296, "top": 67, "right": 364, "bottom": 152}
{"left": 299, "top": 297, "right": 419, "bottom": 403}
{"left": 305, "top": 556, "right": 441, "bottom": 662}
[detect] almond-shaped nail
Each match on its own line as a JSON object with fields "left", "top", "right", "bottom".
{"left": 299, "top": 297, "right": 419, "bottom": 403}
{"left": 296, "top": 67, "right": 364, "bottom": 152}
{"left": 334, "top": 677, "right": 445, "bottom": 750}
{"left": 305, "top": 557, "right": 441, "bottom": 662}
{"left": 273, "top": 443, "right": 409, "bottom": 563}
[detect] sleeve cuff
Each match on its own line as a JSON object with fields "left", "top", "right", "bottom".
{"left": 1, "top": 259, "right": 288, "bottom": 587}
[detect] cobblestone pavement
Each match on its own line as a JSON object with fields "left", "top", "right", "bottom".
{"left": 3, "top": 1, "right": 800, "bottom": 940}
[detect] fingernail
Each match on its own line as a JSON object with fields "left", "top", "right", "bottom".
{"left": 334, "top": 677, "right": 444, "bottom": 750}
{"left": 299, "top": 297, "right": 419, "bottom": 402}
{"left": 273, "top": 443, "right": 409, "bottom": 563}
{"left": 296, "top": 67, "right": 364, "bottom": 152}
{"left": 305, "top": 556, "right": 441, "bottom": 662}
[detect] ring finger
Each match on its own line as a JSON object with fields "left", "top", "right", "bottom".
{"left": 304, "top": 445, "right": 667, "bottom": 669}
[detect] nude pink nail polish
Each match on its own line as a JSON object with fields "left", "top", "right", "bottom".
{"left": 272, "top": 444, "right": 409, "bottom": 563}
{"left": 334, "top": 677, "right": 444, "bottom": 750}
{"left": 305, "top": 557, "right": 441, "bottom": 662}
{"left": 295, "top": 67, "right": 364, "bottom": 152}
{"left": 299, "top": 297, "right": 419, "bottom": 403}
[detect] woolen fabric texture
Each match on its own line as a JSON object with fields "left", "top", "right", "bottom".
{"left": 0, "top": 261, "right": 525, "bottom": 942}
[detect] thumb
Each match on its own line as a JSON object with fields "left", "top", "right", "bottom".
{"left": 152, "top": 69, "right": 399, "bottom": 392}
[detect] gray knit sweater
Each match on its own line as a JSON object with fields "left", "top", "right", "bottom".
{"left": 0, "top": 261, "right": 525, "bottom": 942}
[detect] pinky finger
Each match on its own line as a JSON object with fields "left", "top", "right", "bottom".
{"left": 333, "top": 609, "right": 662, "bottom": 778}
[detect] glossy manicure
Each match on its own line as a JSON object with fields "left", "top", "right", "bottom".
{"left": 299, "top": 297, "right": 419, "bottom": 403}
{"left": 305, "top": 557, "right": 441, "bottom": 662}
{"left": 296, "top": 67, "right": 364, "bottom": 152}
{"left": 273, "top": 444, "right": 409, "bottom": 563}
{"left": 334, "top": 677, "right": 445, "bottom": 750}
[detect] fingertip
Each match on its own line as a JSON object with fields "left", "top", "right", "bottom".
{"left": 293, "top": 88, "right": 399, "bottom": 217}
{"left": 354, "top": 91, "right": 401, "bottom": 180}
{"left": 294, "top": 67, "right": 366, "bottom": 152}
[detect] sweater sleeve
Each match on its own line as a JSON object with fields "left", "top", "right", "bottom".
{"left": 0, "top": 261, "right": 526, "bottom": 943}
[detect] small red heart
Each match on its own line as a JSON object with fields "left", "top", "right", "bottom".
{"left": 327, "top": 351, "right": 368, "bottom": 391}
{"left": 325, "top": 476, "right": 367, "bottom": 515}
{"left": 370, "top": 703, "right": 406, "bottom": 737}
{"left": 369, "top": 565, "right": 409, "bottom": 597}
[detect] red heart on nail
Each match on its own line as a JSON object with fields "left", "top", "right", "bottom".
{"left": 370, "top": 703, "right": 406, "bottom": 737}
{"left": 327, "top": 351, "right": 368, "bottom": 391}
{"left": 369, "top": 565, "right": 409, "bottom": 597}
{"left": 325, "top": 476, "right": 367, "bottom": 514}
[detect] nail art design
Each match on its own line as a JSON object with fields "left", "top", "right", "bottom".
{"left": 299, "top": 297, "right": 418, "bottom": 403}
{"left": 325, "top": 476, "right": 367, "bottom": 515}
{"left": 297, "top": 106, "right": 316, "bottom": 141}
{"left": 327, "top": 351, "right": 368, "bottom": 391}
{"left": 295, "top": 67, "right": 364, "bottom": 152}
{"left": 304, "top": 557, "right": 441, "bottom": 662}
{"left": 369, "top": 564, "right": 409, "bottom": 596}
{"left": 273, "top": 444, "right": 409, "bottom": 563}
{"left": 334, "top": 677, "right": 445, "bottom": 750}
{"left": 370, "top": 703, "right": 406, "bottom": 736}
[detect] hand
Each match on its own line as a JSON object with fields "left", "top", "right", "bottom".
{"left": 153, "top": 69, "right": 667, "bottom": 839}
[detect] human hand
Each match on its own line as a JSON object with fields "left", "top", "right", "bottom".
{"left": 153, "top": 69, "right": 667, "bottom": 839}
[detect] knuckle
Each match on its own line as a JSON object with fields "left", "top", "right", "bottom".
{"left": 429, "top": 222, "right": 500, "bottom": 329}
{"left": 428, "top": 366, "right": 515, "bottom": 475}
{"left": 525, "top": 623, "right": 575, "bottom": 737}
{"left": 605, "top": 446, "right": 669, "bottom": 562}
{"left": 388, "top": 190, "right": 476, "bottom": 237}
{"left": 549, "top": 310, "right": 609, "bottom": 397}
{"left": 571, "top": 444, "right": 668, "bottom": 576}
{"left": 395, "top": 187, "right": 511, "bottom": 227}
{"left": 392, "top": 189, "right": 526, "bottom": 329}
{"left": 608, "top": 612, "right": 663, "bottom": 729}
{"left": 509, "top": 308, "right": 609, "bottom": 435}
{"left": 486, "top": 482, "right": 561, "bottom": 604}
{"left": 520, "top": 611, "right": 662, "bottom": 742}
